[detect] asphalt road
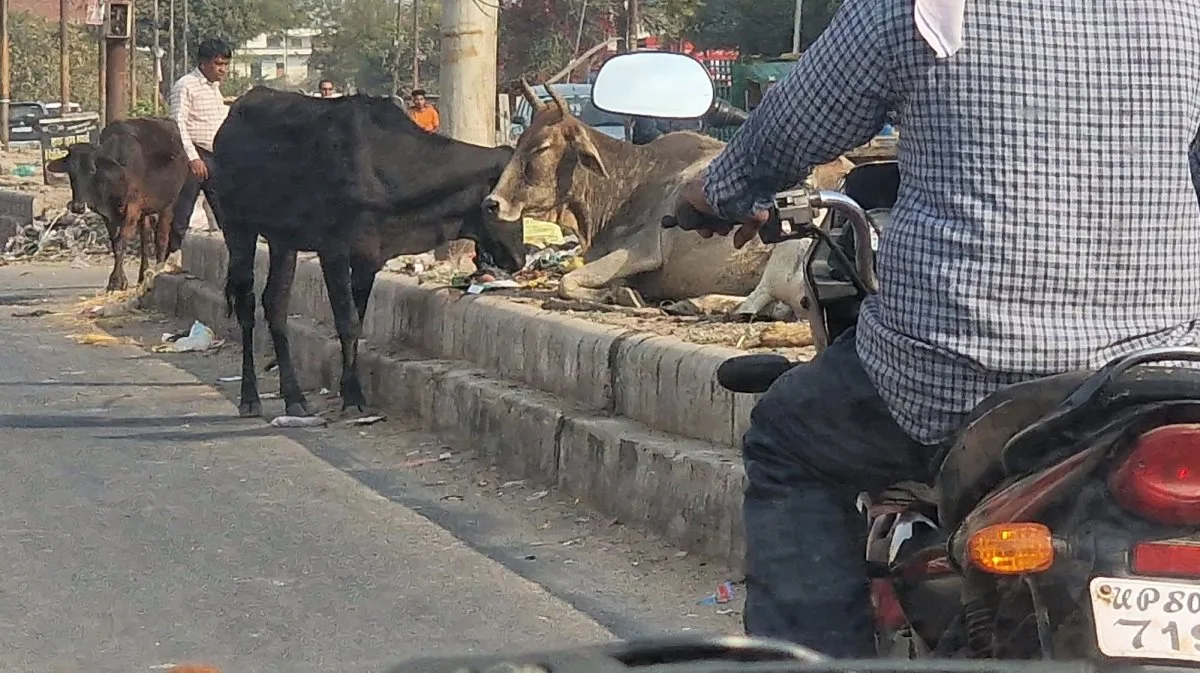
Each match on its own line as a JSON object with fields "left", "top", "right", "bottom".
{"left": 0, "top": 261, "right": 740, "bottom": 673}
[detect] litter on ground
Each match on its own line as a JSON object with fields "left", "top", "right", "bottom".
{"left": 269, "top": 415, "right": 328, "bottom": 428}
{"left": 152, "top": 320, "right": 220, "bottom": 353}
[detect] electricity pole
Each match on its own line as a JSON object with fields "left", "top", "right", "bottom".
{"left": 791, "top": 0, "right": 803, "bottom": 54}
{"left": 153, "top": 0, "right": 161, "bottom": 112}
{"left": 59, "top": 0, "right": 69, "bottom": 109}
{"left": 181, "top": 0, "right": 188, "bottom": 70}
{"left": 438, "top": 0, "right": 497, "bottom": 146}
{"left": 391, "top": 0, "right": 402, "bottom": 95}
{"left": 0, "top": 0, "right": 8, "bottom": 150}
{"left": 167, "top": 0, "right": 174, "bottom": 87}
{"left": 437, "top": 0, "right": 497, "bottom": 263}
{"left": 410, "top": 0, "right": 419, "bottom": 90}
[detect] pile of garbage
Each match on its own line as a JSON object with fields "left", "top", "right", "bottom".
{"left": 2, "top": 210, "right": 115, "bottom": 261}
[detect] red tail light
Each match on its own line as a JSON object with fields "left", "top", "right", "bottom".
{"left": 1133, "top": 541, "right": 1200, "bottom": 577}
{"left": 1109, "top": 424, "right": 1200, "bottom": 525}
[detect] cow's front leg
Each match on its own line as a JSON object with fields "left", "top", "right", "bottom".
{"left": 262, "top": 245, "right": 307, "bottom": 416}
{"left": 106, "top": 213, "right": 138, "bottom": 292}
{"left": 558, "top": 248, "right": 662, "bottom": 304}
{"left": 319, "top": 250, "right": 367, "bottom": 412}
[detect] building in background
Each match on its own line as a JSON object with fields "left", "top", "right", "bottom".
{"left": 233, "top": 28, "right": 319, "bottom": 84}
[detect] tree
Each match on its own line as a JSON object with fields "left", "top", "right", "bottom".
{"left": 307, "top": 0, "right": 442, "bottom": 95}
{"left": 135, "top": 0, "right": 305, "bottom": 82}
{"left": 686, "top": 0, "right": 842, "bottom": 56}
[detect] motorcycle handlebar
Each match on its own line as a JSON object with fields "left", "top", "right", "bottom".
{"left": 706, "top": 98, "right": 750, "bottom": 127}
{"left": 810, "top": 190, "right": 879, "bottom": 294}
{"left": 661, "top": 189, "right": 878, "bottom": 293}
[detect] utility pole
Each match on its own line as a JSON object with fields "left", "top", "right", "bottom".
{"left": 390, "top": 0, "right": 402, "bottom": 96}
{"left": 410, "top": 0, "right": 419, "bottom": 90}
{"left": 167, "top": 0, "right": 174, "bottom": 87}
{"left": 130, "top": 18, "right": 137, "bottom": 110}
{"left": 98, "top": 29, "right": 106, "bottom": 126}
{"left": 0, "top": 0, "right": 9, "bottom": 150}
{"left": 153, "top": 0, "right": 161, "bottom": 113}
{"left": 181, "top": 0, "right": 188, "bottom": 69}
{"left": 105, "top": 29, "right": 129, "bottom": 123}
{"left": 621, "top": 0, "right": 637, "bottom": 140}
{"left": 791, "top": 0, "right": 803, "bottom": 54}
{"left": 59, "top": 0, "right": 69, "bottom": 110}
{"left": 437, "top": 0, "right": 497, "bottom": 263}
{"left": 625, "top": 0, "right": 638, "bottom": 52}
{"left": 438, "top": 0, "right": 497, "bottom": 146}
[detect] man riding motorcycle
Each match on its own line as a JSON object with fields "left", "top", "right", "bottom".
{"left": 668, "top": 0, "right": 1200, "bottom": 659}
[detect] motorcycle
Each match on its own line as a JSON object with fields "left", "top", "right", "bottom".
{"left": 592, "top": 50, "right": 1200, "bottom": 668}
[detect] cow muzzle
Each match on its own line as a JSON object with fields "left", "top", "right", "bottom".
{"left": 67, "top": 200, "right": 87, "bottom": 214}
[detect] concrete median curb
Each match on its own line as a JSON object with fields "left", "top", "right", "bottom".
{"left": 146, "top": 233, "right": 759, "bottom": 568}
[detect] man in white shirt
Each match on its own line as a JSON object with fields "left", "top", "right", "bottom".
{"left": 165, "top": 37, "right": 231, "bottom": 269}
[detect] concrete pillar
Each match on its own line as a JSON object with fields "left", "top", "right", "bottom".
{"left": 436, "top": 0, "right": 499, "bottom": 268}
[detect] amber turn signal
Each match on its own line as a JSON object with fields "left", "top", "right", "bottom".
{"left": 966, "top": 522, "right": 1055, "bottom": 575}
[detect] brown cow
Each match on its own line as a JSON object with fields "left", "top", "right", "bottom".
{"left": 482, "top": 83, "right": 851, "bottom": 318}
{"left": 47, "top": 118, "right": 190, "bottom": 292}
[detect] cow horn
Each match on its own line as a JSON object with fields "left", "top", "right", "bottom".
{"left": 546, "top": 86, "right": 571, "bottom": 115}
{"left": 519, "top": 78, "right": 546, "bottom": 110}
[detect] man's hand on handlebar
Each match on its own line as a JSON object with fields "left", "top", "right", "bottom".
{"left": 664, "top": 170, "right": 770, "bottom": 250}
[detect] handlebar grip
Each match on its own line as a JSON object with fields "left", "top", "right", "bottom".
{"left": 661, "top": 215, "right": 679, "bottom": 229}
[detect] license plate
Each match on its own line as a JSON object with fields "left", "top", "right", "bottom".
{"left": 1091, "top": 576, "right": 1200, "bottom": 662}
{"left": 11, "top": 126, "right": 31, "bottom": 133}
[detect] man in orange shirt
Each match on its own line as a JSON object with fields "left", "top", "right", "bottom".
{"left": 408, "top": 89, "right": 439, "bottom": 133}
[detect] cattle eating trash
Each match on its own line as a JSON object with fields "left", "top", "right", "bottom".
{"left": 212, "top": 87, "right": 522, "bottom": 418}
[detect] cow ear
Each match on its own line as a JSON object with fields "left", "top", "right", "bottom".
{"left": 45, "top": 158, "right": 66, "bottom": 174}
{"left": 570, "top": 129, "right": 608, "bottom": 178}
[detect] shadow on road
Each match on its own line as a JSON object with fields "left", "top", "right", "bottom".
{"left": 0, "top": 380, "right": 209, "bottom": 388}
{"left": 0, "top": 413, "right": 245, "bottom": 429}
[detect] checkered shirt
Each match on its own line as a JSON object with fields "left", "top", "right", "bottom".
{"left": 705, "top": 0, "right": 1200, "bottom": 445}
{"left": 169, "top": 68, "right": 229, "bottom": 162}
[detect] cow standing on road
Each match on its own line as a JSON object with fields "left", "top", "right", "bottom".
{"left": 46, "top": 118, "right": 190, "bottom": 291}
{"left": 166, "top": 37, "right": 231, "bottom": 268}
{"left": 212, "top": 87, "right": 522, "bottom": 419}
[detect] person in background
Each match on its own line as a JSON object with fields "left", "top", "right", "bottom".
{"left": 318, "top": 79, "right": 337, "bottom": 97}
{"left": 165, "top": 37, "right": 231, "bottom": 271}
{"left": 408, "top": 89, "right": 440, "bottom": 133}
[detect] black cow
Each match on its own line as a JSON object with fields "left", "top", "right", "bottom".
{"left": 212, "top": 87, "right": 521, "bottom": 418}
{"left": 46, "top": 118, "right": 189, "bottom": 291}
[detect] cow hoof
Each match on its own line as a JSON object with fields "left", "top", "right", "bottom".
{"left": 238, "top": 400, "right": 262, "bottom": 417}
{"left": 285, "top": 401, "right": 311, "bottom": 417}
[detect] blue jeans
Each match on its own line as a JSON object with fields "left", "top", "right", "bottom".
{"left": 741, "top": 327, "right": 934, "bottom": 657}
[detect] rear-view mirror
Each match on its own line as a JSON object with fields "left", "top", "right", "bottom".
{"left": 592, "top": 52, "right": 715, "bottom": 119}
